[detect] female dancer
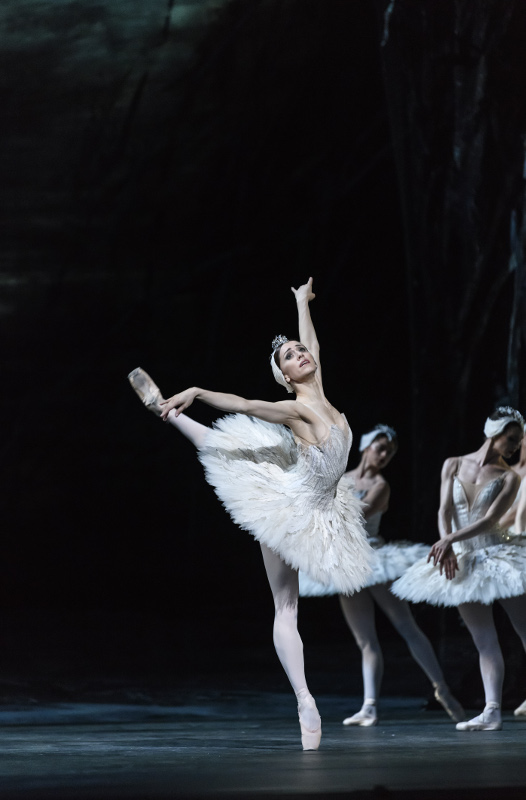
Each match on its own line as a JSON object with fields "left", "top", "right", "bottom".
{"left": 393, "top": 407, "right": 526, "bottom": 730}
{"left": 498, "top": 433, "right": 526, "bottom": 533}
{"left": 300, "top": 426, "right": 464, "bottom": 726}
{"left": 507, "top": 435, "right": 526, "bottom": 718}
{"left": 128, "top": 278, "right": 373, "bottom": 750}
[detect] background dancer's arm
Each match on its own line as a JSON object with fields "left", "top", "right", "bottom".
{"left": 514, "top": 482, "right": 526, "bottom": 534}
{"left": 160, "top": 387, "right": 302, "bottom": 425}
{"left": 291, "top": 277, "right": 321, "bottom": 380}
{"left": 430, "top": 468, "right": 520, "bottom": 577}
{"left": 361, "top": 480, "right": 390, "bottom": 518}
{"left": 431, "top": 458, "right": 459, "bottom": 579}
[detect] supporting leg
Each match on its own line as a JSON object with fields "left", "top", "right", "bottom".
{"left": 260, "top": 544, "right": 321, "bottom": 750}
{"left": 455, "top": 602, "right": 503, "bottom": 730}
{"left": 499, "top": 595, "right": 526, "bottom": 716}
{"left": 338, "top": 590, "right": 380, "bottom": 726}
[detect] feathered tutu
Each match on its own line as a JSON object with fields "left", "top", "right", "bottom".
{"left": 198, "top": 414, "right": 374, "bottom": 595}
{"left": 299, "top": 538, "right": 429, "bottom": 596}
{"left": 391, "top": 534, "right": 526, "bottom": 607}
{"left": 392, "top": 475, "right": 526, "bottom": 607}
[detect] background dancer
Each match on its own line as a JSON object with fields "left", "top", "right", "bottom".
{"left": 300, "top": 425, "right": 464, "bottom": 726}
{"left": 393, "top": 408, "right": 526, "bottom": 731}
{"left": 129, "top": 278, "right": 373, "bottom": 750}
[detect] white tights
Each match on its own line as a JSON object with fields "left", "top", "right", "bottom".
{"left": 458, "top": 596, "right": 526, "bottom": 705}
{"left": 167, "top": 411, "right": 312, "bottom": 701}
{"left": 339, "top": 584, "right": 446, "bottom": 701}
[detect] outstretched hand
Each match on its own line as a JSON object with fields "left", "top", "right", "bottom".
{"left": 291, "top": 277, "right": 315, "bottom": 304}
{"left": 428, "top": 536, "right": 459, "bottom": 580}
{"left": 160, "top": 388, "right": 197, "bottom": 420}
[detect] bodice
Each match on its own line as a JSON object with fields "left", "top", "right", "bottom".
{"left": 452, "top": 475, "right": 506, "bottom": 553}
{"left": 295, "top": 419, "right": 352, "bottom": 511}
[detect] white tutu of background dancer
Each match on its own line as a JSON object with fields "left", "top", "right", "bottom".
{"left": 392, "top": 407, "right": 526, "bottom": 730}
{"left": 129, "top": 278, "right": 373, "bottom": 751}
{"left": 300, "top": 425, "right": 464, "bottom": 726}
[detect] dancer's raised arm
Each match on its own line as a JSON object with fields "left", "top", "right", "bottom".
{"left": 291, "top": 277, "right": 322, "bottom": 384}
{"left": 160, "top": 386, "right": 304, "bottom": 425}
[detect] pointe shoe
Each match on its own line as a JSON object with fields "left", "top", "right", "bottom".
{"left": 128, "top": 367, "right": 164, "bottom": 417}
{"left": 433, "top": 683, "right": 465, "bottom": 723}
{"left": 296, "top": 690, "right": 321, "bottom": 751}
{"left": 514, "top": 698, "right": 526, "bottom": 717}
{"left": 456, "top": 702, "right": 502, "bottom": 731}
{"left": 343, "top": 699, "right": 377, "bottom": 727}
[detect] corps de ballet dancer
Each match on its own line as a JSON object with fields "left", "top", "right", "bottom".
{"left": 500, "top": 433, "right": 526, "bottom": 719}
{"left": 299, "top": 425, "right": 464, "bottom": 726}
{"left": 392, "top": 407, "right": 526, "bottom": 731}
{"left": 128, "top": 278, "right": 374, "bottom": 750}
{"left": 499, "top": 433, "right": 526, "bottom": 533}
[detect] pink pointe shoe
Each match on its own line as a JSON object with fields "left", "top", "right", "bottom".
{"left": 514, "top": 698, "right": 526, "bottom": 717}
{"left": 343, "top": 699, "right": 377, "bottom": 727}
{"left": 456, "top": 702, "right": 502, "bottom": 731}
{"left": 128, "top": 367, "right": 164, "bottom": 417}
{"left": 296, "top": 690, "right": 321, "bottom": 751}
{"left": 433, "top": 683, "right": 465, "bottom": 723}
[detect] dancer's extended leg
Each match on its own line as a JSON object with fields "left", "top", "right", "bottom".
{"left": 338, "top": 590, "right": 380, "bottom": 725}
{"left": 128, "top": 367, "right": 208, "bottom": 449}
{"left": 456, "top": 602, "right": 503, "bottom": 730}
{"left": 260, "top": 544, "right": 321, "bottom": 749}
{"left": 499, "top": 595, "right": 526, "bottom": 716}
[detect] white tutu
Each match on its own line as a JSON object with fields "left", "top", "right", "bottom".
{"left": 392, "top": 475, "right": 526, "bottom": 607}
{"left": 299, "top": 538, "right": 429, "bottom": 596}
{"left": 198, "top": 414, "right": 374, "bottom": 595}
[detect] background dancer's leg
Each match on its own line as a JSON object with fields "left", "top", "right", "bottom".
{"left": 370, "top": 585, "right": 464, "bottom": 721}
{"left": 339, "top": 591, "right": 380, "bottom": 725}
{"left": 498, "top": 595, "right": 526, "bottom": 716}
{"left": 260, "top": 544, "right": 321, "bottom": 749}
{"left": 456, "top": 603, "right": 502, "bottom": 730}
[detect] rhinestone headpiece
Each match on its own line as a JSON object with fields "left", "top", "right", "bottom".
{"left": 271, "top": 334, "right": 289, "bottom": 353}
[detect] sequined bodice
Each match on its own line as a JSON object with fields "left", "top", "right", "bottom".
{"left": 295, "top": 419, "right": 352, "bottom": 511}
{"left": 453, "top": 476, "right": 506, "bottom": 553}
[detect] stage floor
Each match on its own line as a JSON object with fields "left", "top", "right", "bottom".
{"left": 0, "top": 692, "right": 525, "bottom": 799}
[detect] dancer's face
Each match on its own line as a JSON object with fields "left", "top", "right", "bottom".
{"left": 366, "top": 436, "right": 397, "bottom": 470}
{"left": 492, "top": 424, "right": 523, "bottom": 459}
{"left": 279, "top": 341, "right": 317, "bottom": 386}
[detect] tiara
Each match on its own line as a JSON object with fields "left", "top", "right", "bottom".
{"left": 373, "top": 423, "right": 397, "bottom": 440}
{"left": 271, "top": 334, "right": 289, "bottom": 352}
{"left": 494, "top": 406, "right": 525, "bottom": 427}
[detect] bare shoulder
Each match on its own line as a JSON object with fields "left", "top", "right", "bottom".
{"left": 503, "top": 467, "right": 521, "bottom": 489}
{"left": 442, "top": 456, "right": 460, "bottom": 478}
{"left": 273, "top": 399, "right": 303, "bottom": 420}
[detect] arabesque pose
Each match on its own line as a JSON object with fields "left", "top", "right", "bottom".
{"left": 128, "top": 278, "right": 374, "bottom": 750}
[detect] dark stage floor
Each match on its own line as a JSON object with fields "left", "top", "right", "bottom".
{"left": 0, "top": 691, "right": 525, "bottom": 800}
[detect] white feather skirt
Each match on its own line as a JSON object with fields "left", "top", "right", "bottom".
{"left": 198, "top": 414, "right": 374, "bottom": 595}
{"left": 392, "top": 534, "right": 526, "bottom": 607}
{"left": 299, "top": 539, "right": 430, "bottom": 596}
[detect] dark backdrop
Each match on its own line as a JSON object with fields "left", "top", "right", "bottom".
{"left": 1, "top": 0, "right": 523, "bottom": 702}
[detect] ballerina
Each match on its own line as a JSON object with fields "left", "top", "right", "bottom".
{"left": 508, "top": 435, "right": 526, "bottom": 718}
{"left": 498, "top": 434, "right": 526, "bottom": 534}
{"left": 128, "top": 278, "right": 373, "bottom": 750}
{"left": 299, "top": 425, "right": 464, "bottom": 726}
{"left": 392, "top": 407, "right": 526, "bottom": 731}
